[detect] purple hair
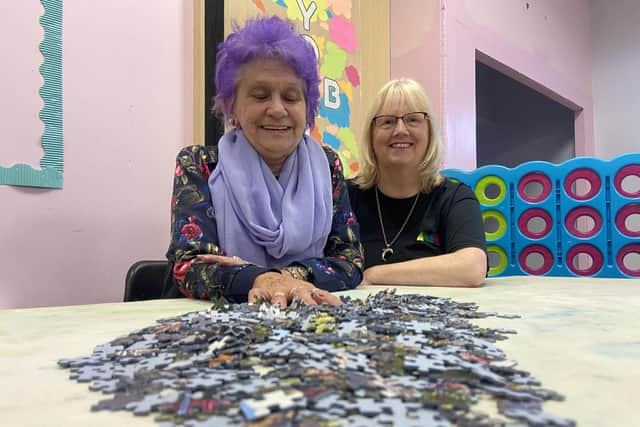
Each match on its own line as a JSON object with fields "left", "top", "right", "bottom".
{"left": 213, "top": 16, "right": 320, "bottom": 129}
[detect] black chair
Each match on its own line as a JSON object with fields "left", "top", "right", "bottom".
{"left": 124, "top": 260, "right": 170, "bottom": 301}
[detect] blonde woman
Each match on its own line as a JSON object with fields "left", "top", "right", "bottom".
{"left": 348, "top": 78, "right": 487, "bottom": 287}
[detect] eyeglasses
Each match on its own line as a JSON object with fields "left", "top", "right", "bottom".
{"left": 372, "top": 112, "right": 429, "bottom": 130}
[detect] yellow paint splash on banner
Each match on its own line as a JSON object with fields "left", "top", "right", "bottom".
{"left": 320, "top": 41, "right": 347, "bottom": 79}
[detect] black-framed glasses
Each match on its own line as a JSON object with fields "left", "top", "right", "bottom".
{"left": 372, "top": 112, "right": 429, "bottom": 130}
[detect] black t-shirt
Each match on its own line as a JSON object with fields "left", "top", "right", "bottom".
{"left": 348, "top": 179, "right": 487, "bottom": 269}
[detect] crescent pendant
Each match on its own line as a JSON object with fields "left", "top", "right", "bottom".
{"left": 381, "top": 247, "right": 394, "bottom": 262}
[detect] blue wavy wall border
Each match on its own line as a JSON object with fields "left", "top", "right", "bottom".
{"left": 0, "top": 0, "right": 63, "bottom": 188}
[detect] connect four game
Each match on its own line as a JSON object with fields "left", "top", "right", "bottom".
{"left": 443, "top": 153, "right": 640, "bottom": 278}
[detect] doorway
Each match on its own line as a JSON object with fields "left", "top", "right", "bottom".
{"left": 476, "top": 61, "right": 575, "bottom": 168}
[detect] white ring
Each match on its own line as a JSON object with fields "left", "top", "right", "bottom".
{"left": 273, "top": 291, "right": 286, "bottom": 298}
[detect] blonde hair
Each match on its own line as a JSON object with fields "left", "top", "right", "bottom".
{"left": 355, "top": 78, "right": 444, "bottom": 192}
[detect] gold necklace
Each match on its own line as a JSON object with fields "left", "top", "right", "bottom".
{"left": 375, "top": 186, "right": 421, "bottom": 262}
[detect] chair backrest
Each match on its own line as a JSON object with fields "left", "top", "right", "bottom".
{"left": 124, "top": 260, "right": 169, "bottom": 301}
{"left": 442, "top": 153, "right": 640, "bottom": 278}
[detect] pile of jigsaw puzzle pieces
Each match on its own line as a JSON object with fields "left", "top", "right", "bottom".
{"left": 58, "top": 290, "right": 575, "bottom": 426}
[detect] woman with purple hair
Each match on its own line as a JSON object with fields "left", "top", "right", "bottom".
{"left": 165, "top": 16, "right": 363, "bottom": 307}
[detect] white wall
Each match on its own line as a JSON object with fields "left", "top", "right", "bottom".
{"left": 0, "top": 0, "right": 193, "bottom": 308}
{"left": 591, "top": 0, "right": 640, "bottom": 159}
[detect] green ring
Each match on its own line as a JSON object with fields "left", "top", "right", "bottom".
{"left": 475, "top": 176, "right": 507, "bottom": 206}
{"left": 487, "top": 244, "right": 508, "bottom": 276}
{"left": 482, "top": 210, "right": 507, "bottom": 241}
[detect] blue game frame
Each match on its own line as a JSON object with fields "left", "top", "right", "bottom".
{"left": 0, "top": 0, "right": 63, "bottom": 189}
{"left": 443, "top": 153, "right": 640, "bottom": 278}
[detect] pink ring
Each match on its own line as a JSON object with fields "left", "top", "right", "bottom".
{"left": 564, "top": 168, "right": 601, "bottom": 200}
{"left": 518, "top": 244, "right": 553, "bottom": 275}
{"left": 566, "top": 244, "right": 603, "bottom": 276}
{"left": 614, "top": 164, "right": 640, "bottom": 198}
{"left": 615, "top": 204, "right": 640, "bottom": 237}
{"left": 564, "top": 206, "right": 603, "bottom": 238}
{"left": 616, "top": 244, "right": 640, "bottom": 277}
{"left": 518, "top": 172, "right": 552, "bottom": 203}
{"left": 518, "top": 208, "right": 552, "bottom": 239}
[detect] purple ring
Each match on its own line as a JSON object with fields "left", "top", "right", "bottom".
{"left": 614, "top": 164, "right": 640, "bottom": 198}
{"left": 518, "top": 208, "right": 552, "bottom": 239}
{"left": 564, "top": 206, "right": 603, "bottom": 238}
{"left": 615, "top": 204, "right": 640, "bottom": 237}
{"left": 616, "top": 244, "right": 640, "bottom": 277}
{"left": 566, "top": 244, "right": 603, "bottom": 276}
{"left": 519, "top": 244, "right": 553, "bottom": 275}
{"left": 564, "top": 168, "right": 601, "bottom": 200}
{"left": 518, "top": 172, "right": 552, "bottom": 203}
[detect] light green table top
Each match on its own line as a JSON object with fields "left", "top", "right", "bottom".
{"left": 1, "top": 276, "right": 638, "bottom": 427}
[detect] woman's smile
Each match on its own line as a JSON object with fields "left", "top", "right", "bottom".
{"left": 388, "top": 141, "right": 414, "bottom": 149}
{"left": 232, "top": 58, "right": 307, "bottom": 174}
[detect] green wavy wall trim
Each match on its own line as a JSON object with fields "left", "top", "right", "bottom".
{"left": 1, "top": 0, "right": 63, "bottom": 188}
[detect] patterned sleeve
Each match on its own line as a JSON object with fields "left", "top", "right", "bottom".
{"left": 285, "top": 146, "right": 364, "bottom": 291}
{"left": 166, "top": 145, "right": 274, "bottom": 302}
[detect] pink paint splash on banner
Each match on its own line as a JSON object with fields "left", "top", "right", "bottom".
{"left": 329, "top": 15, "right": 357, "bottom": 53}
{"left": 345, "top": 65, "right": 360, "bottom": 87}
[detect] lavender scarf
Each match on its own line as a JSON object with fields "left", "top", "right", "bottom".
{"left": 208, "top": 129, "right": 333, "bottom": 268}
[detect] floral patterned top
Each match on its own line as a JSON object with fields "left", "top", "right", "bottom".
{"left": 166, "top": 144, "right": 364, "bottom": 302}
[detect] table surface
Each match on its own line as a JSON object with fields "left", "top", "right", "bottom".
{"left": 1, "top": 276, "right": 639, "bottom": 427}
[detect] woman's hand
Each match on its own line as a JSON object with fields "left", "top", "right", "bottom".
{"left": 197, "top": 255, "right": 341, "bottom": 306}
{"left": 249, "top": 272, "right": 341, "bottom": 308}
{"left": 197, "top": 254, "right": 249, "bottom": 266}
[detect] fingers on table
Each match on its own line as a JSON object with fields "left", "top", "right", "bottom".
{"left": 271, "top": 291, "right": 289, "bottom": 308}
{"left": 290, "top": 287, "right": 341, "bottom": 306}
{"left": 311, "top": 289, "right": 341, "bottom": 305}
{"left": 248, "top": 287, "right": 289, "bottom": 308}
{"left": 248, "top": 284, "right": 341, "bottom": 307}
{"left": 248, "top": 287, "right": 269, "bottom": 305}
{"left": 291, "top": 287, "right": 318, "bottom": 306}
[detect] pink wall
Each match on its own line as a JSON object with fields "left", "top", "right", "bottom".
{"left": 591, "top": 0, "right": 640, "bottom": 159}
{"left": 391, "top": 0, "right": 594, "bottom": 170}
{"left": 0, "top": 0, "right": 193, "bottom": 308}
{"left": 390, "top": 0, "right": 443, "bottom": 130}
{"left": 0, "top": 1, "right": 44, "bottom": 165}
